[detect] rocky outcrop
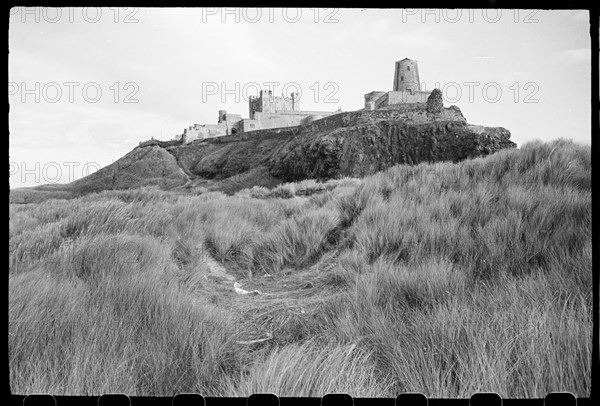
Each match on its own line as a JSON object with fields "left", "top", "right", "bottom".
{"left": 427, "top": 89, "right": 444, "bottom": 114}
{"left": 266, "top": 103, "right": 514, "bottom": 181}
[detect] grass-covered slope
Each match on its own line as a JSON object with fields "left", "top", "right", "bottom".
{"left": 9, "top": 139, "right": 591, "bottom": 397}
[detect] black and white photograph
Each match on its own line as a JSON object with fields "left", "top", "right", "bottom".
{"left": 8, "top": 7, "right": 593, "bottom": 399}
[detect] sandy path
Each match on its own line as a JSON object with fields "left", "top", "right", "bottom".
{"left": 194, "top": 250, "right": 341, "bottom": 345}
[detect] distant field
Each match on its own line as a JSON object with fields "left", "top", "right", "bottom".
{"left": 9, "top": 139, "right": 592, "bottom": 397}
{"left": 10, "top": 185, "right": 78, "bottom": 204}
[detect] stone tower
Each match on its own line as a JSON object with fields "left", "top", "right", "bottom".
{"left": 393, "top": 58, "right": 421, "bottom": 93}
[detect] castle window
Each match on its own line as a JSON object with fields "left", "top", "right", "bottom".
{"left": 250, "top": 124, "right": 255, "bottom": 128}
{"left": 401, "top": 76, "right": 404, "bottom": 81}
{"left": 407, "top": 66, "right": 410, "bottom": 71}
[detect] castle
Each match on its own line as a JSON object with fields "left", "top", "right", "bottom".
{"left": 179, "top": 90, "right": 339, "bottom": 143}
{"left": 177, "top": 58, "right": 431, "bottom": 144}
{"left": 364, "top": 58, "right": 432, "bottom": 110}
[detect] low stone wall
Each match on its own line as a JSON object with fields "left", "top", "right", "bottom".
{"left": 138, "top": 138, "right": 183, "bottom": 148}
{"left": 374, "top": 90, "right": 432, "bottom": 109}
{"left": 204, "top": 111, "right": 348, "bottom": 144}
{"left": 206, "top": 126, "right": 298, "bottom": 144}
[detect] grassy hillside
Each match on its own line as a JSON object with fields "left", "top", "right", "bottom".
{"left": 9, "top": 139, "right": 592, "bottom": 397}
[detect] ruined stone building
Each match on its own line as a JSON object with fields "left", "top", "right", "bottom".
{"left": 179, "top": 90, "right": 339, "bottom": 143}
{"left": 364, "top": 58, "right": 432, "bottom": 110}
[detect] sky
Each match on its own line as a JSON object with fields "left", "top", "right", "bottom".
{"left": 9, "top": 8, "right": 592, "bottom": 188}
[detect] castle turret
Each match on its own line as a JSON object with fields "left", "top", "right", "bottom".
{"left": 290, "top": 92, "right": 299, "bottom": 111}
{"left": 218, "top": 110, "right": 226, "bottom": 124}
{"left": 393, "top": 58, "right": 421, "bottom": 93}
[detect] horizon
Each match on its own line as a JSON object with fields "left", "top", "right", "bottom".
{"left": 9, "top": 8, "right": 592, "bottom": 188}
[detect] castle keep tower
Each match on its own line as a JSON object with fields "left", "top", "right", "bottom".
{"left": 393, "top": 58, "right": 421, "bottom": 94}
{"left": 249, "top": 90, "right": 300, "bottom": 119}
{"left": 364, "top": 58, "right": 432, "bottom": 110}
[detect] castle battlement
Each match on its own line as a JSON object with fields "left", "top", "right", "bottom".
{"left": 249, "top": 90, "right": 300, "bottom": 118}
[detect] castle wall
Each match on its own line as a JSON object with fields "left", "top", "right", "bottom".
{"left": 252, "top": 111, "right": 336, "bottom": 131}
{"left": 374, "top": 91, "right": 432, "bottom": 109}
{"left": 208, "top": 111, "right": 347, "bottom": 145}
{"left": 183, "top": 123, "right": 228, "bottom": 143}
{"left": 364, "top": 91, "right": 386, "bottom": 110}
{"left": 240, "top": 119, "right": 259, "bottom": 132}
{"left": 182, "top": 109, "right": 338, "bottom": 143}
{"left": 253, "top": 112, "right": 309, "bottom": 130}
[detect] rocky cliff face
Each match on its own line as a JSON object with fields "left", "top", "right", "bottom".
{"left": 266, "top": 103, "right": 514, "bottom": 181}
{"left": 40, "top": 94, "right": 515, "bottom": 197}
